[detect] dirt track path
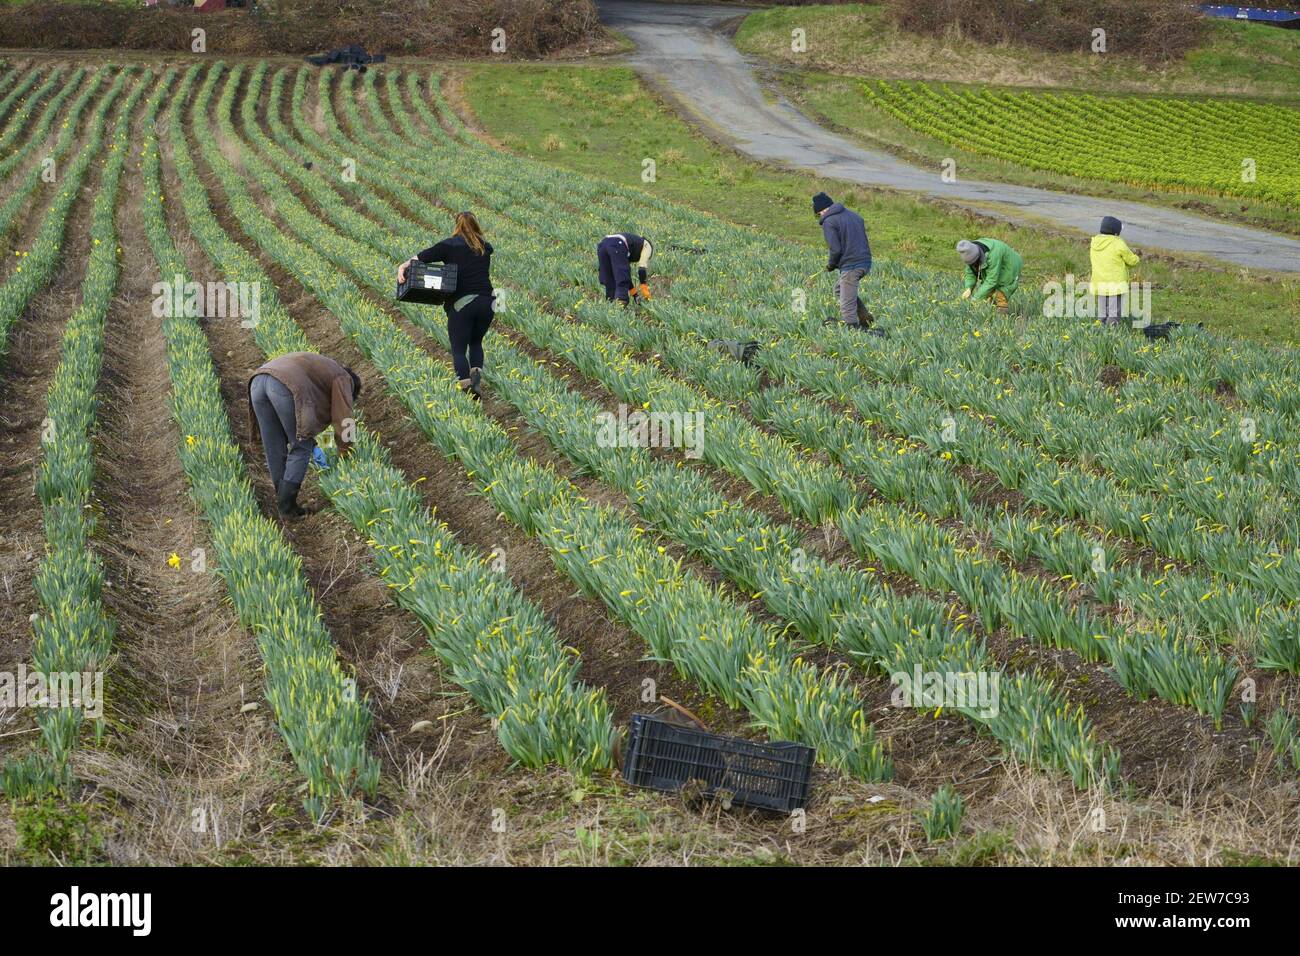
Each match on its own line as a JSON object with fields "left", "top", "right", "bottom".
{"left": 598, "top": 0, "right": 1300, "bottom": 272}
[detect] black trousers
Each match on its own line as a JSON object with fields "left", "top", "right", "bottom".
{"left": 597, "top": 236, "right": 632, "bottom": 303}
{"left": 447, "top": 294, "right": 494, "bottom": 379}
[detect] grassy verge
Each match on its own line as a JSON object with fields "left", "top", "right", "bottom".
{"left": 732, "top": 4, "right": 1300, "bottom": 98}
{"left": 459, "top": 63, "right": 1300, "bottom": 345}
{"left": 775, "top": 72, "right": 1300, "bottom": 240}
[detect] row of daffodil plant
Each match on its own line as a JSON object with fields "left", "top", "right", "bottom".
{"left": 309, "top": 66, "right": 1248, "bottom": 722}
{"left": 191, "top": 60, "right": 892, "bottom": 783}
{"left": 0, "top": 65, "right": 72, "bottom": 181}
{"left": 234, "top": 62, "right": 1118, "bottom": 788}
{"left": 175, "top": 61, "right": 617, "bottom": 776}
{"left": 0, "top": 65, "right": 45, "bottom": 130}
{"left": 0, "top": 67, "right": 108, "bottom": 362}
{"left": 1, "top": 69, "right": 147, "bottom": 799}
{"left": 136, "top": 65, "right": 380, "bottom": 817}
{"left": 0, "top": 67, "right": 97, "bottom": 238}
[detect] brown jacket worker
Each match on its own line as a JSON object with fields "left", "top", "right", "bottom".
{"left": 248, "top": 352, "right": 361, "bottom": 517}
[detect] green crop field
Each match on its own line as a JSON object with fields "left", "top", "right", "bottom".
{"left": 0, "top": 54, "right": 1297, "bottom": 871}
{"left": 863, "top": 82, "right": 1300, "bottom": 208}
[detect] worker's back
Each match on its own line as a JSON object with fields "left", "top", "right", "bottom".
{"left": 1090, "top": 234, "right": 1138, "bottom": 296}
{"left": 820, "top": 203, "right": 872, "bottom": 271}
{"left": 973, "top": 238, "right": 1022, "bottom": 294}
{"left": 248, "top": 352, "right": 356, "bottom": 449}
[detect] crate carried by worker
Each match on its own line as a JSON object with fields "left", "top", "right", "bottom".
{"left": 396, "top": 261, "right": 458, "bottom": 305}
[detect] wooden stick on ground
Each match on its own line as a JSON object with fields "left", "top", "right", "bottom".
{"left": 659, "top": 695, "right": 709, "bottom": 730}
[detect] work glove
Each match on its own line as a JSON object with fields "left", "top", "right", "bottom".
{"left": 825, "top": 263, "right": 835, "bottom": 272}
{"left": 960, "top": 288, "right": 972, "bottom": 301}
{"left": 638, "top": 283, "right": 652, "bottom": 301}
{"left": 312, "top": 446, "right": 330, "bottom": 470}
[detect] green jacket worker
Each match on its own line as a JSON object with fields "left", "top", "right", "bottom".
{"left": 957, "top": 238, "right": 1022, "bottom": 315}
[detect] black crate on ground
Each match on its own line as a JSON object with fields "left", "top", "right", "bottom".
{"left": 621, "top": 713, "right": 815, "bottom": 813}
{"left": 397, "top": 262, "right": 458, "bottom": 305}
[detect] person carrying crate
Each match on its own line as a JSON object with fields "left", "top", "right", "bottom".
{"left": 398, "top": 211, "right": 495, "bottom": 400}
{"left": 248, "top": 352, "right": 361, "bottom": 518}
{"left": 956, "top": 238, "right": 1022, "bottom": 315}
{"left": 597, "top": 232, "right": 654, "bottom": 305}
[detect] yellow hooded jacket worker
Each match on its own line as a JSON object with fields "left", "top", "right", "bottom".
{"left": 1090, "top": 216, "right": 1140, "bottom": 327}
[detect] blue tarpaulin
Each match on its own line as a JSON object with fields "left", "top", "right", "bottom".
{"left": 1198, "top": 5, "right": 1300, "bottom": 26}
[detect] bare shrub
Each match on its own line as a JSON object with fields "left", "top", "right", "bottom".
{"left": 0, "top": 0, "right": 601, "bottom": 58}
{"left": 880, "top": 0, "right": 1204, "bottom": 63}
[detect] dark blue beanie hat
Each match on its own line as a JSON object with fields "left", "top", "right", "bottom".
{"left": 1100, "top": 216, "right": 1122, "bottom": 236}
{"left": 812, "top": 192, "right": 833, "bottom": 215}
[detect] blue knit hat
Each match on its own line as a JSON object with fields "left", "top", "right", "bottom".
{"left": 812, "top": 192, "right": 833, "bottom": 215}
{"left": 1100, "top": 216, "right": 1122, "bottom": 236}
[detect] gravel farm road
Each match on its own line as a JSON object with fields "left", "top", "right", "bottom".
{"left": 598, "top": 0, "right": 1300, "bottom": 273}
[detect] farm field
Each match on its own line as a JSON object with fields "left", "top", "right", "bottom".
{"left": 0, "top": 54, "right": 1298, "bottom": 871}
{"left": 861, "top": 82, "right": 1300, "bottom": 209}
{"left": 733, "top": 4, "right": 1300, "bottom": 241}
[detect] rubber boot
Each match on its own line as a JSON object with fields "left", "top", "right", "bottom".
{"left": 277, "top": 479, "right": 307, "bottom": 518}
{"left": 458, "top": 377, "right": 480, "bottom": 401}
{"left": 469, "top": 367, "right": 483, "bottom": 400}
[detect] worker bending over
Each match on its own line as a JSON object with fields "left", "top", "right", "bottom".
{"left": 813, "top": 192, "right": 874, "bottom": 327}
{"left": 957, "top": 238, "right": 1022, "bottom": 315}
{"left": 597, "top": 232, "right": 653, "bottom": 305}
{"left": 248, "top": 352, "right": 361, "bottom": 518}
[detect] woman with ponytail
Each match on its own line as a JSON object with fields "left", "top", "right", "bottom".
{"left": 398, "top": 211, "right": 495, "bottom": 399}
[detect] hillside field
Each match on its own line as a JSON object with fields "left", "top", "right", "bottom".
{"left": 733, "top": 4, "right": 1300, "bottom": 242}
{"left": 0, "top": 55, "right": 1297, "bottom": 869}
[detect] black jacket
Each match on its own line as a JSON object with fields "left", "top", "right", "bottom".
{"left": 416, "top": 235, "right": 494, "bottom": 307}
{"left": 621, "top": 234, "right": 650, "bottom": 263}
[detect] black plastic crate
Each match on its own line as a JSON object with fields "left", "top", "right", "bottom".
{"left": 621, "top": 713, "right": 815, "bottom": 813}
{"left": 397, "top": 262, "right": 458, "bottom": 305}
